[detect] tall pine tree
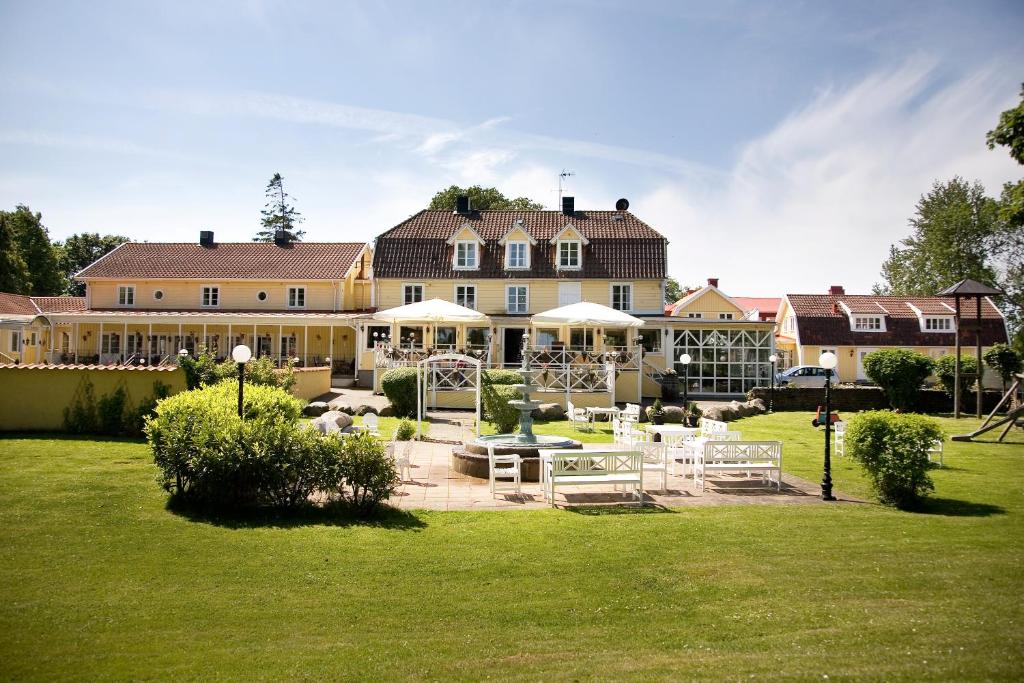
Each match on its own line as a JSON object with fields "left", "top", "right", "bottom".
{"left": 255, "top": 173, "right": 305, "bottom": 242}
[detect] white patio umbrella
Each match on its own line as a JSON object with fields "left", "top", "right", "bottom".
{"left": 373, "top": 298, "right": 488, "bottom": 323}
{"left": 530, "top": 301, "right": 644, "bottom": 328}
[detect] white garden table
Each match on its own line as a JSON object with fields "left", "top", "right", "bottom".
{"left": 645, "top": 425, "right": 700, "bottom": 476}
{"left": 586, "top": 406, "right": 621, "bottom": 427}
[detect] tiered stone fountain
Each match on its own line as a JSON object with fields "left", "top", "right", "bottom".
{"left": 452, "top": 333, "right": 581, "bottom": 481}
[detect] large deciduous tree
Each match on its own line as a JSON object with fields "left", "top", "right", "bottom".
{"left": 874, "top": 177, "right": 1000, "bottom": 296}
{"left": 256, "top": 173, "right": 305, "bottom": 242}
{"left": 57, "top": 233, "right": 130, "bottom": 296}
{"left": 428, "top": 185, "right": 543, "bottom": 211}
{"left": 0, "top": 212, "right": 30, "bottom": 294}
{"left": 2, "top": 205, "right": 64, "bottom": 295}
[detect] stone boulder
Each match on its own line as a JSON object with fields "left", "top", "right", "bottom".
{"left": 747, "top": 398, "right": 768, "bottom": 414}
{"left": 378, "top": 404, "right": 395, "bottom": 418}
{"left": 321, "top": 410, "right": 354, "bottom": 431}
{"left": 531, "top": 402, "right": 565, "bottom": 421}
{"left": 335, "top": 405, "right": 355, "bottom": 415}
{"left": 303, "top": 401, "right": 329, "bottom": 417}
{"left": 354, "top": 404, "right": 379, "bottom": 416}
{"left": 663, "top": 405, "right": 686, "bottom": 424}
{"left": 701, "top": 406, "right": 724, "bottom": 422}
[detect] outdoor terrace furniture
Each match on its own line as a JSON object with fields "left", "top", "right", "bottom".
{"left": 542, "top": 450, "right": 644, "bottom": 506}
{"left": 586, "top": 405, "right": 620, "bottom": 427}
{"left": 834, "top": 421, "right": 846, "bottom": 457}
{"left": 566, "top": 401, "right": 590, "bottom": 431}
{"left": 928, "top": 438, "right": 944, "bottom": 467}
{"left": 694, "top": 441, "right": 783, "bottom": 493}
{"left": 640, "top": 441, "right": 669, "bottom": 492}
{"left": 678, "top": 430, "right": 741, "bottom": 477}
{"left": 487, "top": 444, "right": 522, "bottom": 497}
{"left": 362, "top": 413, "right": 381, "bottom": 437}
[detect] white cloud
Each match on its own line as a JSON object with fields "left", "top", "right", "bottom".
{"left": 637, "top": 58, "right": 1022, "bottom": 296}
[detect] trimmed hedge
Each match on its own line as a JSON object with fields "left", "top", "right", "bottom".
{"left": 380, "top": 367, "right": 420, "bottom": 418}
{"left": 845, "top": 410, "right": 942, "bottom": 509}
{"left": 481, "top": 369, "right": 524, "bottom": 430}
{"left": 861, "top": 349, "right": 934, "bottom": 411}
{"left": 934, "top": 355, "right": 979, "bottom": 397}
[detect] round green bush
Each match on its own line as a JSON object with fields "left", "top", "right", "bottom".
{"left": 934, "top": 355, "right": 979, "bottom": 396}
{"left": 380, "top": 367, "right": 420, "bottom": 418}
{"left": 483, "top": 384, "right": 522, "bottom": 433}
{"left": 336, "top": 431, "right": 399, "bottom": 513}
{"left": 395, "top": 419, "right": 416, "bottom": 441}
{"left": 845, "top": 410, "right": 942, "bottom": 509}
{"left": 482, "top": 369, "right": 522, "bottom": 385}
{"left": 861, "top": 348, "right": 934, "bottom": 411}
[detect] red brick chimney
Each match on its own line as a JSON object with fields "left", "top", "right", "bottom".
{"left": 707, "top": 277, "right": 719, "bottom": 288}
{"left": 829, "top": 285, "right": 845, "bottom": 296}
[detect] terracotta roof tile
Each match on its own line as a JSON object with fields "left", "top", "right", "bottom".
{"left": 373, "top": 209, "right": 666, "bottom": 280}
{"left": 0, "top": 292, "right": 39, "bottom": 315}
{"left": 76, "top": 242, "right": 366, "bottom": 280}
{"left": 31, "top": 297, "right": 88, "bottom": 312}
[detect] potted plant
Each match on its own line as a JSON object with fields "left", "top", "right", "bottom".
{"left": 660, "top": 368, "right": 679, "bottom": 400}
{"left": 686, "top": 401, "right": 702, "bottom": 427}
{"left": 649, "top": 399, "right": 665, "bottom": 425}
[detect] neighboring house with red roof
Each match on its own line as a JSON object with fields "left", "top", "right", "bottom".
{"left": 0, "top": 293, "right": 86, "bottom": 363}
{"left": 776, "top": 285, "right": 1008, "bottom": 384}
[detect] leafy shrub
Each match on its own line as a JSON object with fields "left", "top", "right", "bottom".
{"left": 395, "top": 419, "right": 416, "bottom": 441}
{"left": 861, "top": 349, "right": 934, "bottom": 410}
{"left": 178, "top": 346, "right": 220, "bottom": 389}
{"left": 126, "top": 381, "right": 173, "bottom": 436}
{"left": 335, "top": 431, "right": 399, "bottom": 514}
{"left": 97, "top": 384, "right": 130, "bottom": 435}
{"left": 483, "top": 384, "right": 521, "bottom": 433}
{"left": 216, "top": 355, "right": 296, "bottom": 392}
{"left": 984, "top": 343, "right": 1022, "bottom": 391}
{"left": 380, "top": 367, "right": 420, "bottom": 418}
{"left": 934, "top": 354, "right": 979, "bottom": 396}
{"left": 145, "top": 381, "right": 307, "bottom": 506}
{"left": 845, "top": 411, "right": 942, "bottom": 509}
{"left": 481, "top": 369, "right": 522, "bottom": 386}
{"left": 63, "top": 377, "right": 99, "bottom": 434}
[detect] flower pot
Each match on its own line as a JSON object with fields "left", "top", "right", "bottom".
{"left": 652, "top": 412, "right": 665, "bottom": 425}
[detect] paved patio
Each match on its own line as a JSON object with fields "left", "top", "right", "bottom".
{"left": 389, "top": 440, "right": 858, "bottom": 511}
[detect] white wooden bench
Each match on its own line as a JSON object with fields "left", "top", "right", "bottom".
{"left": 542, "top": 450, "right": 644, "bottom": 506}
{"left": 694, "top": 441, "right": 783, "bottom": 492}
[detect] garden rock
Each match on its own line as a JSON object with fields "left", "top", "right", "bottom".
{"left": 531, "top": 402, "right": 565, "bottom": 420}
{"left": 354, "top": 404, "right": 379, "bottom": 416}
{"left": 748, "top": 398, "right": 767, "bottom": 413}
{"left": 378, "top": 404, "right": 395, "bottom": 417}
{"left": 303, "top": 401, "right": 329, "bottom": 417}
{"left": 663, "top": 405, "right": 685, "bottom": 423}
{"left": 322, "top": 411, "right": 353, "bottom": 431}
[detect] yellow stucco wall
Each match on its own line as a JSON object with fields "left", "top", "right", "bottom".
{"left": 0, "top": 365, "right": 187, "bottom": 431}
{"left": 290, "top": 367, "right": 332, "bottom": 401}
{"left": 797, "top": 344, "right": 1002, "bottom": 387}
{"left": 672, "top": 288, "right": 745, "bottom": 318}
{"left": 374, "top": 278, "right": 664, "bottom": 315}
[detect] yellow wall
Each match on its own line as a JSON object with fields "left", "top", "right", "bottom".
{"left": 0, "top": 365, "right": 187, "bottom": 431}
{"left": 672, "top": 288, "right": 744, "bottom": 318}
{"left": 798, "top": 344, "right": 1002, "bottom": 387}
{"left": 290, "top": 367, "right": 332, "bottom": 401}
{"left": 375, "top": 278, "right": 664, "bottom": 314}
{"left": 87, "top": 279, "right": 348, "bottom": 311}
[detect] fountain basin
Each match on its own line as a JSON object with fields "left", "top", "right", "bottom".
{"left": 452, "top": 434, "right": 583, "bottom": 482}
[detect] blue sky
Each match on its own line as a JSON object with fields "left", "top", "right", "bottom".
{"left": 1, "top": 0, "right": 1022, "bottom": 296}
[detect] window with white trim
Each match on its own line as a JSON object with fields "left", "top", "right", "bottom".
{"left": 455, "top": 241, "right": 478, "bottom": 269}
{"left": 101, "top": 333, "right": 120, "bottom": 354}
{"left": 924, "top": 317, "right": 953, "bottom": 331}
{"left": 287, "top": 286, "right": 306, "bottom": 309}
{"left": 506, "top": 285, "right": 528, "bottom": 313}
{"left": 854, "top": 316, "right": 883, "bottom": 331}
{"left": 10, "top": 331, "right": 20, "bottom": 352}
{"left": 686, "top": 312, "right": 703, "bottom": 319}
{"left": 201, "top": 286, "right": 219, "bottom": 308}
{"left": 611, "top": 284, "right": 632, "bottom": 311}
{"left": 366, "top": 325, "right": 391, "bottom": 349}
{"left": 558, "top": 240, "right": 580, "bottom": 269}
{"left": 783, "top": 316, "right": 796, "bottom": 333}
{"left": 506, "top": 241, "right": 528, "bottom": 269}
{"left": 403, "top": 284, "right": 423, "bottom": 305}
{"left": 455, "top": 284, "right": 476, "bottom": 309}
{"left": 117, "top": 285, "right": 135, "bottom": 306}
{"left": 719, "top": 312, "right": 734, "bottom": 320}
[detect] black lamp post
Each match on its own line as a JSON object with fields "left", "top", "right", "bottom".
{"left": 232, "top": 344, "right": 252, "bottom": 418}
{"left": 768, "top": 353, "right": 778, "bottom": 413}
{"left": 819, "top": 351, "right": 838, "bottom": 501}
{"left": 679, "top": 352, "right": 691, "bottom": 406}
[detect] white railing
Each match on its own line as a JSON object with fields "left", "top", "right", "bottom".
{"left": 531, "top": 363, "right": 614, "bottom": 393}
{"left": 0, "top": 351, "right": 17, "bottom": 364}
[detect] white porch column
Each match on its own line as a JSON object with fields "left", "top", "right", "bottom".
{"left": 253, "top": 324, "right": 257, "bottom": 356}
{"left": 227, "top": 323, "right": 232, "bottom": 352}
{"left": 202, "top": 323, "right": 207, "bottom": 353}
{"left": 148, "top": 323, "right": 153, "bottom": 359}
{"left": 303, "top": 324, "right": 308, "bottom": 365}
{"left": 178, "top": 323, "right": 182, "bottom": 351}
{"left": 73, "top": 322, "right": 79, "bottom": 363}
{"left": 278, "top": 324, "right": 283, "bottom": 363}
{"left": 328, "top": 326, "right": 334, "bottom": 367}
{"left": 99, "top": 322, "right": 104, "bottom": 360}
{"left": 123, "top": 322, "right": 128, "bottom": 363}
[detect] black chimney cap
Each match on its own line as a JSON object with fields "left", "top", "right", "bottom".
{"left": 455, "top": 195, "right": 471, "bottom": 215}
{"left": 615, "top": 198, "right": 629, "bottom": 211}
{"left": 274, "top": 229, "right": 291, "bottom": 246}
{"left": 199, "top": 230, "right": 215, "bottom": 247}
{"left": 562, "top": 196, "right": 575, "bottom": 216}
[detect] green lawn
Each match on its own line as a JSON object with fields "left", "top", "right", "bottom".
{"left": 1, "top": 413, "right": 1022, "bottom": 680}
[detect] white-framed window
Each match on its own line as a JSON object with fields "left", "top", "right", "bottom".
{"left": 201, "top": 286, "right": 219, "bottom": 308}
{"left": 126, "top": 333, "right": 142, "bottom": 356}
{"left": 783, "top": 316, "right": 796, "bottom": 333}
{"left": 454, "top": 241, "right": 478, "bottom": 269}
{"left": 455, "top": 284, "right": 476, "bottom": 310}
{"left": 287, "top": 286, "right": 306, "bottom": 309}
{"left": 403, "top": 284, "right": 424, "bottom": 305}
{"left": 506, "top": 285, "right": 529, "bottom": 313}
{"left": 924, "top": 317, "right": 953, "bottom": 331}
{"left": 10, "top": 331, "right": 21, "bottom": 352}
{"left": 366, "top": 325, "right": 391, "bottom": 349}
{"left": 686, "top": 312, "right": 703, "bottom": 319}
{"left": 101, "top": 333, "right": 120, "bottom": 354}
{"left": 117, "top": 285, "right": 135, "bottom": 306}
{"left": 558, "top": 240, "right": 581, "bottom": 269}
{"left": 610, "top": 283, "right": 632, "bottom": 311}
{"left": 506, "top": 241, "right": 529, "bottom": 269}
{"left": 719, "top": 312, "right": 734, "bottom": 320}
{"left": 853, "top": 315, "right": 883, "bottom": 331}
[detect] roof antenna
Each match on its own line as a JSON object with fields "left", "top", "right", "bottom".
{"left": 558, "top": 169, "right": 575, "bottom": 207}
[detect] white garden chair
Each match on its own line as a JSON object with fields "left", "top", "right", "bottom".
{"left": 362, "top": 413, "right": 381, "bottom": 437}
{"left": 640, "top": 441, "right": 669, "bottom": 492}
{"left": 928, "top": 438, "right": 944, "bottom": 467}
{"left": 623, "top": 403, "right": 641, "bottom": 421}
{"left": 487, "top": 444, "right": 522, "bottom": 497}
{"left": 834, "top": 421, "right": 846, "bottom": 457}
{"left": 393, "top": 439, "right": 413, "bottom": 481}
{"left": 567, "top": 401, "right": 590, "bottom": 431}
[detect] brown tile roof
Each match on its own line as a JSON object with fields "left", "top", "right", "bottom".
{"left": 0, "top": 292, "right": 39, "bottom": 315}
{"left": 786, "top": 294, "right": 1006, "bottom": 346}
{"left": 373, "top": 209, "right": 666, "bottom": 280}
{"left": 32, "top": 297, "right": 88, "bottom": 312}
{"left": 75, "top": 242, "right": 366, "bottom": 280}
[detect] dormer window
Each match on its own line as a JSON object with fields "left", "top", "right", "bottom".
{"left": 558, "top": 240, "right": 581, "bottom": 269}
{"left": 455, "top": 241, "right": 478, "bottom": 269}
{"left": 853, "top": 315, "right": 883, "bottom": 331}
{"left": 924, "top": 317, "right": 953, "bottom": 332}
{"left": 506, "top": 241, "right": 529, "bottom": 269}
